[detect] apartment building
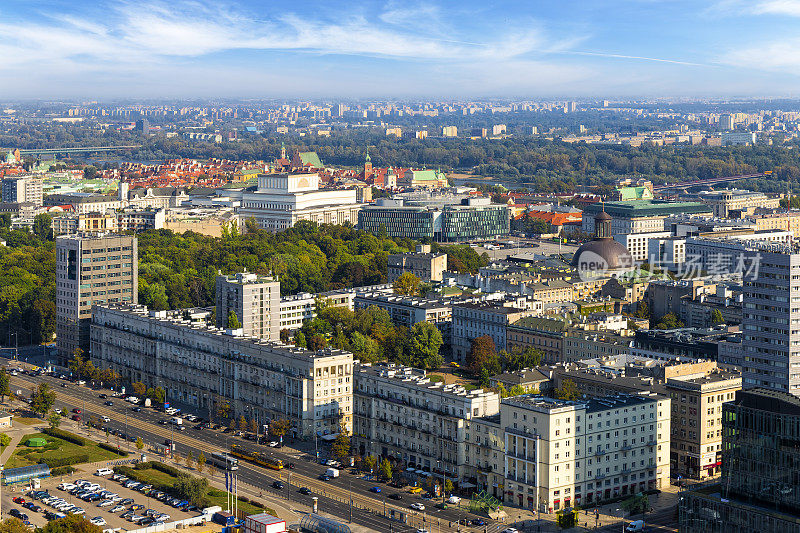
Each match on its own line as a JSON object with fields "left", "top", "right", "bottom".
{"left": 2, "top": 175, "right": 43, "bottom": 206}
{"left": 613, "top": 231, "right": 671, "bottom": 262}
{"left": 55, "top": 233, "right": 137, "bottom": 364}
{"left": 215, "top": 272, "right": 281, "bottom": 341}
{"left": 279, "top": 284, "right": 394, "bottom": 331}
{"left": 666, "top": 369, "right": 741, "bottom": 479}
{"left": 90, "top": 304, "right": 353, "bottom": 438}
{"left": 506, "top": 317, "right": 567, "bottom": 363}
{"left": 562, "top": 330, "right": 632, "bottom": 363}
{"left": 452, "top": 303, "right": 534, "bottom": 362}
{"left": 464, "top": 414, "right": 505, "bottom": 499}
{"left": 501, "top": 393, "right": 670, "bottom": 512}
{"left": 352, "top": 364, "right": 500, "bottom": 487}
{"left": 387, "top": 245, "right": 448, "bottom": 282}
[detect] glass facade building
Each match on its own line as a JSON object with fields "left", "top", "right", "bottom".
{"left": 678, "top": 388, "right": 800, "bottom": 533}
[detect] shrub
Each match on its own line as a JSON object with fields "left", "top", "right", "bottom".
{"left": 41, "top": 454, "right": 89, "bottom": 468}
{"left": 42, "top": 428, "right": 86, "bottom": 446}
{"left": 50, "top": 466, "right": 76, "bottom": 476}
{"left": 150, "top": 461, "right": 186, "bottom": 478}
{"left": 98, "top": 442, "right": 129, "bottom": 456}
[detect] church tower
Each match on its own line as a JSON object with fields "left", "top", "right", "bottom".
{"left": 280, "top": 141, "right": 286, "bottom": 160}
{"left": 364, "top": 147, "right": 372, "bottom": 177}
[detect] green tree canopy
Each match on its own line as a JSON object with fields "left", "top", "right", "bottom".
{"left": 30, "top": 383, "right": 56, "bottom": 417}
{"left": 404, "top": 321, "right": 444, "bottom": 370}
{"left": 467, "top": 336, "right": 501, "bottom": 376}
{"left": 226, "top": 310, "right": 241, "bottom": 329}
{"left": 393, "top": 272, "right": 421, "bottom": 296}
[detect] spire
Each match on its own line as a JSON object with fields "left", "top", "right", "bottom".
{"left": 365, "top": 146, "right": 371, "bottom": 163}
{"left": 280, "top": 141, "right": 286, "bottom": 160}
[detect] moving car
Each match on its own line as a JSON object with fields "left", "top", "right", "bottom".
{"left": 447, "top": 496, "right": 461, "bottom": 504}
{"left": 298, "top": 487, "right": 312, "bottom": 495}
{"left": 272, "top": 481, "right": 284, "bottom": 489}
{"left": 410, "top": 503, "right": 425, "bottom": 511}
{"left": 370, "top": 487, "right": 382, "bottom": 493}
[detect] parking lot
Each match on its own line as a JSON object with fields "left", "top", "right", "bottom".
{"left": 2, "top": 468, "right": 202, "bottom": 531}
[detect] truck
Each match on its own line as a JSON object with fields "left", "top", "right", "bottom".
{"left": 325, "top": 467, "right": 340, "bottom": 478}
{"left": 170, "top": 417, "right": 183, "bottom": 426}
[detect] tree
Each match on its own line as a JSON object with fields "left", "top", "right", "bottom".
{"left": 135, "top": 437, "right": 144, "bottom": 451}
{"left": 443, "top": 478, "right": 454, "bottom": 496}
{"left": 226, "top": 310, "right": 241, "bottom": 329}
{"left": 83, "top": 165, "right": 98, "bottom": 179}
{"left": 405, "top": 321, "right": 444, "bottom": 370}
{"left": 173, "top": 451, "right": 182, "bottom": 465}
{"left": 35, "top": 513, "right": 103, "bottom": 533}
{"left": 270, "top": 419, "right": 292, "bottom": 440}
{"left": 238, "top": 415, "right": 247, "bottom": 432}
{"left": 30, "top": 383, "right": 56, "bottom": 417}
{"left": 555, "top": 379, "right": 580, "bottom": 401}
{"left": 293, "top": 331, "right": 307, "bottom": 348}
{"left": 393, "top": 272, "right": 421, "bottom": 296}
{"left": 0, "top": 369, "right": 10, "bottom": 402}
{"left": 710, "top": 308, "right": 725, "bottom": 325}
{"left": 33, "top": 214, "right": 53, "bottom": 240}
{"left": 363, "top": 455, "right": 377, "bottom": 474}
{"left": 48, "top": 411, "right": 62, "bottom": 429}
{"left": 132, "top": 382, "right": 146, "bottom": 397}
{"left": 147, "top": 386, "right": 166, "bottom": 405}
{"left": 307, "top": 334, "right": 327, "bottom": 352}
{"left": 249, "top": 418, "right": 259, "bottom": 434}
{"left": 654, "top": 312, "right": 684, "bottom": 330}
{"left": 196, "top": 452, "right": 206, "bottom": 474}
{"left": 503, "top": 346, "right": 543, "bottom": 371}
{"left": 622, "top": 492, "right": 650, "bottom": 516}
{"left": 68, "top": 348, "right": 86, "bottom": 379}
{"left": 174, "top": 476, "right": 209, "bottom": 506}
{"left": 0, "top": 214, "right": 10, "bottom": 229}
{"left": 186, "top": 451, "right": 194, "bottom": 469}
{"left": 378, "top": 458, "right": 393, "bottom": 481}
{"left": 331, "top": 430, "right": 351, "bottom": 460}
{"left": 0, "top": 434, "right": 11, "bottom": 447}
{"left": 467, "top": 336, "right": 501, "bottom": 376}
{"left": 634, "top": 300, "right": 649, "bottom": 320}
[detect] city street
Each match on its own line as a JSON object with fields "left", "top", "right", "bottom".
{"left": 9, "top": 370, "right": 508, "bottom": 532}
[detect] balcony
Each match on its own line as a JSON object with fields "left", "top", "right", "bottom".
{"left": 594, "top": 449, "right": 606, "bottom": 456}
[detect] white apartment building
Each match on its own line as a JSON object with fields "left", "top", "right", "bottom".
{"left": 90, "top": 303, "right": 353, "bottom": 438}
{"left": 647, "top": 237, "right": 686, "bottom": 271}
{"left": 238, "top": 173, "right": 361, "bottom": 232}
{"left": 500, "top": 393, "right": 670, "bottom": 512}
{"left": 352, "top": 364, "right": 500, "bottom": 487}
{"left": 279, "top": 284, "right": 393, "bottom": 331}
{"left": 215, "top": 272, "right": 281, "bottom": 341}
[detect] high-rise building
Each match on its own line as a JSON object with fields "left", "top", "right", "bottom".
{"left": 215, "top": 272, "right": 280, "bottom": 341}
{"left": 442, "top": 126, "right": 458, "bottom": 137}
{"left": 56, "top": 233, "right": 137, "bottom": 364}
{"left": 740, "top": 243, "right": 800, "bottom": 394}
{"left": 2, "top": 175, "right": 43, "bottom": 206}
{"left": 678, "top": 388, "right": 800, "bottom": 532}
{"left": 135, "top": 118, "right": 150, "bottom": 135}
{"left": 719, "top": 113, "right": 735, "bottom": 130}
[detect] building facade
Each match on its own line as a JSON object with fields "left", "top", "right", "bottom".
{"left": 352, "top": 364, "right": 500, "bottom": 488}
{"left": 55, "top": 233, "right": 137, "bottom": 363}
{"left": 452, "top": 303, "right": 533, "bottom": 362}
{"left": 90, "top": 304, "right": 353, "bottom": 439}
{"left": 387, "top": 245, "right": 448, "bottom": 282}
{"left": 215, "top": 272, "right": 281, "bottom": 341}
{"left": 2, "top": 175, "right": 43, "bottom": 206}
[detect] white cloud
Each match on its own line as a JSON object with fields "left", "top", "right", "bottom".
{"left": 752, "top": 0, "right": 800, "bottom": 15}
{"left": 722, "top": 38, "right": 800, "bottom": 70}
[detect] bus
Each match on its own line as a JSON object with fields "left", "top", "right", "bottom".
{"left": 209, "top": 452, "right": 239, "bottom": 471}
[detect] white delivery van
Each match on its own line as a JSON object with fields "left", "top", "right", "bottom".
{"left": 95, "top": 468, "right": 113, "bottom": 476}
{"left": 625, "top": 520, "right": 645, "bottom": 532}
{"left": 325, "top": 468, "right": 340, "bottom": 478}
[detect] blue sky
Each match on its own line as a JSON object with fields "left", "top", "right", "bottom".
{"left": 3, "top": 0, "right": 800, "bottom": 99}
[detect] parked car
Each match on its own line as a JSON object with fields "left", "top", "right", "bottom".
{"left": 389, "top": 493, "right": 403, "bottom": 501}
{"left": 410, "top": 503, "right": 425, "bottom": 511}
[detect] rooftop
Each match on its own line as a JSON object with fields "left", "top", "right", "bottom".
{"left": 584, "top": 200, "right": 712, "bottom": 218}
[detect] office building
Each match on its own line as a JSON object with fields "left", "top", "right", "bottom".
{"left": 359, "top": 197, "right": 509, "bottom": 242}
{"left": 2, "top": 175, "right": 43, "bottom": 206}
{"left": 581, "top": 201, "right": 711, "bottom": 235}
{"left": 215, "top": 272, "right": 280, "bottom": 341}
{"left": 135, "top": 118, "right": 150, "bottom": 134}
{"left": 678, "top": 388, "right": 800, "bottom": 533}
{"left": 740, "top": 243, "right": 800, "bottom": 394}
{"left": 91, "top": 303, "right": 353, "bottom": 438}
{"left": 53, "top": 212, "right": 118, "bottom": 235}
{"left": 697, "top": 189, "right": 780, "bottom": 218}
{"left": 501, "top": 393, "right": 670, "bottom": 512}
{"left": 352, "top": 364, "right": 500, "bottom": 487}
{"left": 387, "top": 245, "right": 448, "bottom": 282}
{"left": 238, "top": 173, "right": 361, "bottom": 232}
{"left": 613, "top": 231, "right": 671, "bottom": 262}
{"left": 442, "top": 126, "right": 458, "bottom": 137}
{"left": 56, "top": 233, "right": 137, "bottom": 363}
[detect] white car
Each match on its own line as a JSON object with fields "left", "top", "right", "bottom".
{"left": 100, "top": 416, "right": 110, "bottom": 423}
{"left": 447, "top": 496, "right": 461, "bottom": 504}
{"left": 502, "top": 529, "right": 520, "bottom": 533}
{"left": 90, "top": 517, "right": 107, "bottom": 526}
{"left": 268, "top": 441, "right": 279, "bottom": 447}
{"left": 54, "top": 408, "right": 62, "bottom": 414}
{"left": 97, "top": 500, "right": 114, "bottom": 507}
{"left": 410, "top": 503, "right": 425, "bottom": 511}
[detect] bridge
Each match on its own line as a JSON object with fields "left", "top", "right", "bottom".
{"left": 652, "top": 173, "right": 769, "bottom": 192}
{"left": 7, "top": 145, "right": 142, "bottom": 156}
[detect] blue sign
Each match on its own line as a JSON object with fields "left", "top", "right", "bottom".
{"left": 164, "top": 403, "right": 170, "bottom": 409}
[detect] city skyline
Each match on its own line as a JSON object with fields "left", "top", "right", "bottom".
{"left": 5, "top": 0, "right": 800, "bottom": 99}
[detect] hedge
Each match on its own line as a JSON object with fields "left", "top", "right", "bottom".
{"left": 41, "top": 454, "right": 89, "bottom": 468}
{"left": 149, "top": 461, "right": 186, "bottom": 478}
{"left": 42, "top": 428, "right": 87, "bottom": 446}
{"left": 50, "top": 466, "right": 76, "bottom": 476}
{"left": 98, "top": 442, "right": 129, "bottom": 456}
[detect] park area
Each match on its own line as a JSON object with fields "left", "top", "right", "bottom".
{"left": 5, "top": 430, "right": 123, "bottom": 469}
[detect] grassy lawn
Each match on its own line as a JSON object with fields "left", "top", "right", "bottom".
{"left": 5, "top": 432, "right": 120, "bottom": 469}
{"left": 122, "top": 464, "right": 268, "bottom": 515}
{"left": 13, "top": 417, "right": 44, "bottom": 425}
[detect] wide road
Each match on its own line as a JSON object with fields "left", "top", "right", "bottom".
{"left": 11, "top": 372, "right": 501, "bottom": 533}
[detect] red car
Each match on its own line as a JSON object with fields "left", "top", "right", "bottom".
{"left": 11, "top": 497, "right": 24, "bottom": 505}
{"left": 72, "top": 408, "right": 81, "bottom": 414}
{"left": 71, "top": 414, "right": 81, "bottom": 421}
